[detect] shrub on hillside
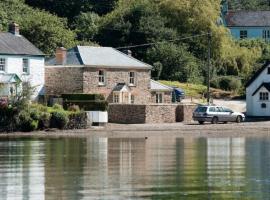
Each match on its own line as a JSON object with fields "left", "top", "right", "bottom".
{"left": 216, "top": 77, "right": 242, "bottom": 92}
{"left": 50, "top": 111, "right": 69, "bottom": 129}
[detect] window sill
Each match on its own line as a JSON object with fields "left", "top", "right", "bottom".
{"left": 129, "top": 84, "right": 136, "bottom": 87}
{"left": 0, "top": 71, "right": 5, "bottom": 74}
{"left": 98, "top": 83, "right": 106, "bottom": 87}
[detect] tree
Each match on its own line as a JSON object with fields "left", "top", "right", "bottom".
{"left": 146, "top": 42, "right": 202, "bottom": 83}
{"left": 0, "top": 0, "right": 77, "bottom": 55}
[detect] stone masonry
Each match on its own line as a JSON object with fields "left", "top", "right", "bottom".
{"left": 83, "top": 68, "right": 151, "bottom": 104}
{"left": 108, "top": 104, "right": 197, "bottom": 124}
{"left": 46, "top": 67, "right": 152, "bottom": 104}
{"left": 45, "top": 67, "right": 83, "bottom": 95}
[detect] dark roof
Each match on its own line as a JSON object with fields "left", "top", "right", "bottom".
{"left": 225, "top": 11, "right": 270, "bottom": 27}
{"left": 0, "top": 33, "right": 44, "bottom": 56}
{"left": 252, "top": 82, "right": 270, "bottom": 96}
{"left": 113, "top": 83, "right": 127, "bottom": 92}
{"left": 246, "top": 61, "right": 270, "bottom": 87}
{"left": 46, "top": 46, "right": 83, "bottom": 65}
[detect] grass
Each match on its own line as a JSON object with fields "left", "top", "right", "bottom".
{"left": 159, "top": 80, "right": 234, "bottom": 99}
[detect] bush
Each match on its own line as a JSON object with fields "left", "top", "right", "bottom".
{"left": 67, "top": 112, "right": 87, "bottom": 129}
{"left": 17, "top": 111, "right": 38, "bottom": 132}
{"left": 38, "top": 112, "right": 51, "bottom": 129}
{"left": 67, "top": 105, "right": 80, "bottom": 112}
{"left": 50, "top": 111, "right": 69, "bottom": 129}
{"left": 216, "top": 77, "right": 242, "bottom": 92}
{"left": 52, "top": 103, "right": 64, "bottom": 110}
{"left": 30, "top": 108, "right": 40, "bottom": 121}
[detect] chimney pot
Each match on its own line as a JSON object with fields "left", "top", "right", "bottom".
{"left": 55, "top": 47, "right": 67, "bottom": 65}
{"left": 9, "top": 22, "right": 20, "bottom": 36}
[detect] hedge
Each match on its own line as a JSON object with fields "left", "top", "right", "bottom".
{"left": 62, "top": 94, "right": 108, "bottom": 111}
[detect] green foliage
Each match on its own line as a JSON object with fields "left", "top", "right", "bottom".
{"left": 147, "top": 42, "right": 202, "bottom": 83}
{"left": 62, "top": 94, "right": 105, "bottom": 101}
{"left": 17, "top": 110, "right": 38, "bottom": 132}
{"left": 217, "top": 76, "right": 242, "bottom": 92}
{"left": 50, "top": 111, "right": 69, "bottom": 129}
{"left": 0, "top": 0, "right": 76, "bottom": 55}
{"left": 38, "top": 112, "right": 51, "bottom": 129}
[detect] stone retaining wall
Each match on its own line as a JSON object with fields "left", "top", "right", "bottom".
{"left": 108, "top": 104, "right": 196, "bottom": 124}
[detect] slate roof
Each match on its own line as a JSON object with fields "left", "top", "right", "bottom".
{"left": 150, "top": 80, "right": 173, "bottom": 91}
{"left": 46, "top": 47, "right": 83, "bottom": 66}
{"left": 252, "top": 82, "right": 270, "bottom": 96}
{"left": 113, "top": 83, "right": 128, "bottom": 92}
{"left": 46, "top": 46, "right": 152, "bottom": 69}
{"left": 0, "top": 33, "right": 44, "bottom": 56}
{"left": 225, "top": 11, "right": 270, "bottom": 27}
{"left": 0, "top": 73, "right": 21, "bottom": 83}
{"left": 246, "top": 61, "right": 270, "bottom": 87}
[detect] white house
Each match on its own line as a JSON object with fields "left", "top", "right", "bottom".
{"left": 0, "top": 23, "right": 45, "bottom": 100}
{"left": 246, "top": 61, "right": 270, "bottom": 116}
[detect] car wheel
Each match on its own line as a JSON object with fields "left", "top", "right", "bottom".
{"left": 212, "top": 117, "right": 218, "bottom": 124}
{"left": 236, "top": 116, "right": 242, "bottom": 123}
{"left": 199, "top": 121, "right": 204, "bottom": 125}
{"left": 224, "top": 121, "right": 228, "bottom": 124}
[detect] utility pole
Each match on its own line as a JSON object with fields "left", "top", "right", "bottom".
{"left": 207, "top": 30, "right": 212, "bottom": 105}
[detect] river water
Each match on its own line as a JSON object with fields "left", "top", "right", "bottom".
{"left": 0, "top": 136, "right": 269, "bottom": 200}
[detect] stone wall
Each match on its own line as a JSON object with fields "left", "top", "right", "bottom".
{"left": 45, "top": 67, "right": 83, "bottom": 95}
{"left": 83, "top": 68, "right": 151, "bottom": 104}
{"left": 108, "top": 103, "right": 197, "bottom": 124}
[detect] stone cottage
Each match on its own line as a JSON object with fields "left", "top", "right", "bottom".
{"left": 45, "top": 46, "right": 172, "bottom": 104}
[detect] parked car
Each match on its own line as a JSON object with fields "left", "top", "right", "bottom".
{"left": 172, "top": 87, "right": 185, "bottom": 102}
{"left": 193, "top": 105, "right": 245, "bottom": 124}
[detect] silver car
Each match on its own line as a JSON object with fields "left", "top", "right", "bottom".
{"left": 193, "top": 105, "right": 245, "bottom": 124}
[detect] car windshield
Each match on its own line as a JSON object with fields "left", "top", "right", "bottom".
{"left": 195, "top": 106, "right": 207, "bottom": 113}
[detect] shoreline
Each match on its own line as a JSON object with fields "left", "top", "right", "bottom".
{"left": 1, "top": 121, "right": 270, "bottom": 138}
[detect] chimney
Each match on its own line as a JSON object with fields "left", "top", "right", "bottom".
{"left": 9, "top": 22, "right": 20, "bottom": 36}
{"left": 55, "top": 47, "right": 67, "bottom": 65}
{"left": 123, "top": 49, "right": 132, "bottom": 57}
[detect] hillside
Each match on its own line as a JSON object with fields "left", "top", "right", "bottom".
{"left": 1, "top": 0, "right": 269, "bottom": 93}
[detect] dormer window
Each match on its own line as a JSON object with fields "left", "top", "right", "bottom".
{"left": 129, "top": 72, "right": 136, "bottom": 86}
{"left": 0, "top": 58, "right": 6, "bottom": 72}
{"left": 23, "top": 58, "right": 29, "bottom": 74}
{"left": 260, "top": 92, "right": 269, "bottom": 101}
{"left": 98, "top": 70, "right": 105, "bottom": 85}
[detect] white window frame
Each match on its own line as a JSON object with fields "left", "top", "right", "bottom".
{"left": 259, "top": 92, "right": 269, "bottom": 101}
{"left": 113, "top": 93, "right": 119, "bottom": 103}
{"left": 129, "top": 71, "right": 136, "bottom": 86}
{"left": 98, "top": 70, "right": 106, "bottom": 86}
{"left": 23, "top": 58, "right": 29, "bottom": 74}
{"left": 156, "top": 92, "right": 163, "bottom": 104}
{"left": 0, "top": 58, "right": 6, "bottom": 72}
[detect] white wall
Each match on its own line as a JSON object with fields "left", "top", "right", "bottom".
{"left": 1, "top": 55, "right": 45, "bottom": 100}
{"left": 246, "top": 65, "right": 270, "bottom": 116}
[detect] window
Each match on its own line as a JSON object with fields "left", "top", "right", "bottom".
{"left": 268, "top": 67, "right": 270, "bottom": 74}
{"left": 240, "top": 30, "right": 247, "bottom": 39}
{"left": 261, "top": 103, "right": 267, "bottom": 108}
{"left": 0, "top": 58, "right": 6, "bottom": 72}
{"left": 217, "top": 107, "right": 224, "bottom": 112}
{"left": 98, "top": 70, "right": 105, "bottom": 85}
{"left": 23, "top": 58, "right": 29, "bottom": 74}
{"left": 223, "top": 107, "right": 233, "bottom": 113}
{"left": 113, "top": 93, "right": 119, "bottom": 103}
{"left": 260, "top": 92, "right": 269, "bottom": 101}
{"left": 131, "top": 95, "right": 135, "bottom": 104}
{"left": 263, "top": 30, "right": 270, "bottom": 40}
{"left": 129, "top": 72, "right": 135, "bottom": 85}
{"left": 209, "top": 107, "right": 216, "bottom": 112}
{"left": 156, "top": 93, "right": 163, "bottom": 103}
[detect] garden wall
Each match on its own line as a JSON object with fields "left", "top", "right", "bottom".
{"left": 108, "top": 103, "right": 196, "bottom": 124}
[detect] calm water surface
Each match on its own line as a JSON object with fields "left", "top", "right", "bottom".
{"left": 0, "top": 136, "right": 269, "bottom": 200}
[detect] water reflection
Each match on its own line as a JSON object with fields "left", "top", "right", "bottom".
{"left": 1, "top": 136, "right": 270, "bottom": 199}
